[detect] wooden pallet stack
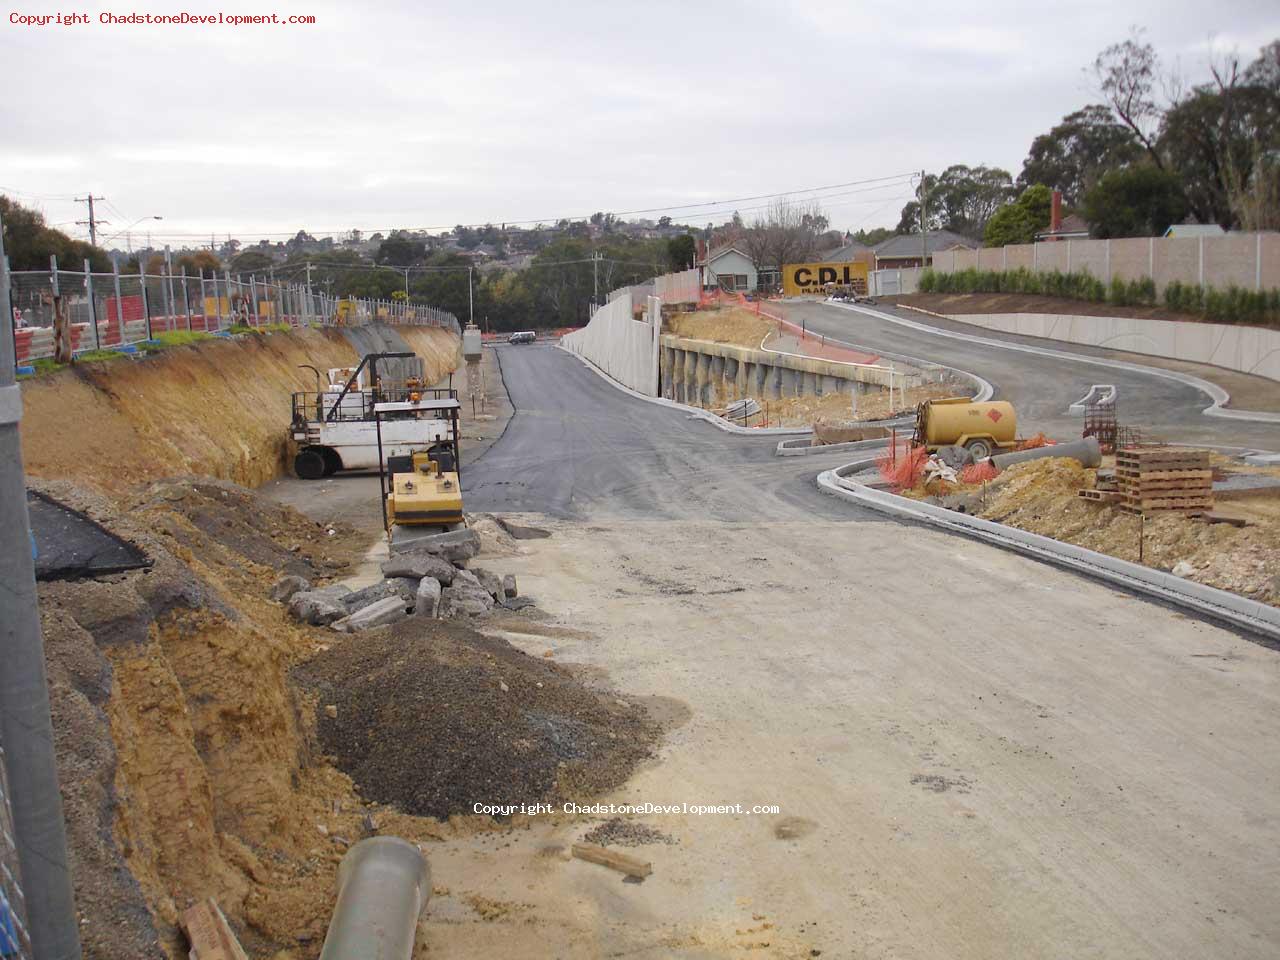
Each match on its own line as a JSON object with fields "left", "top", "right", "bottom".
{"left": 1115, "top": 446, "right": 1213, "bottom": 515}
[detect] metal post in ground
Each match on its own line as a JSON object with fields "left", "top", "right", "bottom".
{"left": 163, "top": 246, "right": 175, "bottom": 330}
{"left": 0, "top": 209, "right": 84, "bottom": 960}
{"left": 139, "top": 261, "right": 153, "bottom": 341}
{"left": 112, "top": 256, "right": 125, "bottom": 346}
{"left": 85, "top": 258, "right": 99, "bottom": 351}
{"left": 180, "top": 266, "right": 193, "bottom": 331}
{"left": 249, "top": 276, "right": 259, "bottom": 327}
{"left": 223, "top": 270, "right": 233, "bottom": 329}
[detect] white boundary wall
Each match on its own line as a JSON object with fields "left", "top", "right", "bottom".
{"left": 931, "top": 231, "right": 1280, "bottom": 293}
{"left": 869, "top": 267, "right": 921, "bottom": 296}
{"left": 561, "top": 294, "right": 660, "bottom": 395}
{"left": 654, "top": 268, "right": 700, "bottom": 304}
{"left": 937, "top": 311, "right": 1280, "bottom": 382}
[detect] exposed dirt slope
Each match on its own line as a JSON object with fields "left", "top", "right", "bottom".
{"left": 20, "top": 325, "right": 459, "bottom": 497}
{"left": 36, "top": 477, "right": 657, "bottom": 958}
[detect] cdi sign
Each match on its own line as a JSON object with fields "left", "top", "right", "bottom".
{"left": 781, "top": 261, "right": 869, "bottom": 297}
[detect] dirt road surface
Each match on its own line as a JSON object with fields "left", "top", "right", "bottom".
{"left": 270, "top": 342, "right": 1280, "bottom": 959}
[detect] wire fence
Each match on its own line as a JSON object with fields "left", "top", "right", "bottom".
{"left": 8, "top": 257, "right": 460, "bottom": 365}
{"left": 0, "top": 743, "right": 31, "bottom": 960}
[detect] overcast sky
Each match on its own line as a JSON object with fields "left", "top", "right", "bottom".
{"left": 2, "top": 0, "right": 1277, "bottom": 247}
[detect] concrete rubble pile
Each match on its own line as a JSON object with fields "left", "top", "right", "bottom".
{"left": 273, "top": 527, "right": 529, "bottom": 633}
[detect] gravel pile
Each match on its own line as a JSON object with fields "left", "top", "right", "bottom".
{"left": 581, "top": 818, "right": 677, "bottom": 847}
{"left": 294, "top": 617, "right": 660, "bottom": 820}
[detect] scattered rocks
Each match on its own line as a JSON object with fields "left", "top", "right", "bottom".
{"left": 581, "top": 818, "right": 677, "bottom": 847}
{"left": 390, "top": 527, "right": 481, "bottom": 565}
{"left": 380, "top": 552, "right": 456, "bottom": 585}
{"left": 342, "top": 578, "right": 417, "bottom": 612}
{"left": 335, "top": 595, "right": 411, "bottom": 633}
{"left": 415, "top": 577, "right": 442, "bottom": 618}
{"left": 324, "top": 705, "right": 338, "bottom": 719}
{"left": 1172, "top": 560, "right": 1195, "bottom": 578}
{"left": 269, "top": 574, "right": 311, "bottom": 603}
{"left": 502, "top": 574, "right": 518, "bottom": 599}
{"left": 471, "top": 567, "right": 505, "bottom": 601}
{"left": 288, "top": 590, "right": 349, "bottom": 626}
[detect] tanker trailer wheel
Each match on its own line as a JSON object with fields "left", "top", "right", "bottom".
{"left": 963, "top": 437, "right": 995, "bottom": 461}
{"left": 294, "top": 448, "right": 326, "bottom": 480}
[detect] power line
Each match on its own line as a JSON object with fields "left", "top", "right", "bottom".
{"left": 106, "top": 172, "right": 918, "bottom": 242}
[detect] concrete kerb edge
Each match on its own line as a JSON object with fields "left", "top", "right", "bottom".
{"left": 556, "top": 344, "right": 812, "bottom": 436}
{"left": 816, "top": 457, "right": 1280, "bottom": 642}
{"left": 844, "top": 301, "right": 1280, "bottom": 425}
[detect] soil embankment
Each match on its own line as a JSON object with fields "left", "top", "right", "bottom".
{"left": 20, "top": 323, "right": 460, "bottom": 496}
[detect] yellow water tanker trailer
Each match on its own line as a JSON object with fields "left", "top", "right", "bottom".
{"left": 914, "top": 397, "right": 1017, "bottom": 460}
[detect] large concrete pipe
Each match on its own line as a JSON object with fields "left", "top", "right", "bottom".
{"left": 991, "top": 436, "right": 1101, "bottom": 470}
{"left": 319, "top": 836, "right": 431, "bottom": 960}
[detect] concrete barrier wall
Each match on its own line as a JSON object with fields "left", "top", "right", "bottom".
{"left": 653, "top": 269, "right": 700, "bottom": 304}
{"left": 869, "top": 268, "right": 921, "bottom": 296}
{"left": 933, "top": 231, "right": 1280, "bottom": 293}
{"left": 659, "top": 334, "right": 924, "bottom": 406}
{"left": 937, "top": 311, "right": 1280, "bottom": 382}
{"left": 561, "top": 295, "right": 659, "bottom": 396}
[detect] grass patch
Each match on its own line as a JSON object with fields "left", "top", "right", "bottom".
{"left": 228, "top": 322, "right": 292, "bottom": 335}
{"left": 74, "top": 349, "right": 131, "bottom": 364}
{"left": 138, "top": 330, "right": 214, "bottom": 351}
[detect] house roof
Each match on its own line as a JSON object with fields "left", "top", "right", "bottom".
{"left": 1036, "top": 214, "right": 1091, "bottom": 240}
{"left": 873, "top": 229, "right": 978, "bottom": 259}
{"left": 703, "top": 245, "right": 752, "bottom": 264}
{"left": 819, "top": 241, "right": 872, "bottom": 262}
{"left": 1164, "top": 223, "right": 1226, "bottom": 238}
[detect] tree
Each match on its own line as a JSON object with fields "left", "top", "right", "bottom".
{"left": 376, "top": 235, "right": 426, "bottom": 266}
{"left": 0, "top": 195, "right": 111, "bottom": 272}
{"left": 1018, "top": 105, "right": 1141, "bottom": 205}
{"left": 177, "top": 250, "right": 222, "bottom": 278}
{"left": 1093, "top": 28, "right": 1165, "bottom": 169}
{"left": 230, "top": 250, "right": 274, "bottom": 275}
{"left": 1083, "top": 165, "right": 1189, "bottom": 238}
{"left": 897, "top": 165, "right": 1014, "bottom": 237}
{"left": 983, "top": 184, "right": 1053, "bottom": 247}
{"left": 667, "top": 234, "right": 696, "bottom": 271}
{"left": 1156, "top": 41, "right": 1280, "bottom": 228}
{"left": 850, "top": 227, "right": 893, "bottom": 246}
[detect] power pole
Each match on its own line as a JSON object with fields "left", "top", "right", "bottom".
{"left": 919, "top": 169, "right": 927, "bottom": 268}
{"left": 592, "top": 251, "right": 600, "bottom": 306}
{"left": 75, "top": 194, "right": 107, "bottom": 247}
{"left": 0, "top": 210, "right": 84, "bottom": 959}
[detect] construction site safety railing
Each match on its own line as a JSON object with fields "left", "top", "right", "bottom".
{"left": 7, "top": 255, "right": 460, "bottom": 365}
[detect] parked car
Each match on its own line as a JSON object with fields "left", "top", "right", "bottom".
{"left": 508, "top": 331, "right": 537, "bottom": 344}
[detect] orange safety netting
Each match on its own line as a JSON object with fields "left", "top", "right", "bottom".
{"left": 1014, "top": 432, "right": 1055, "bottom": 451}
{"left": 960, "top": 461, "right": 1001, "bottom": 484}
{"left": 876, "top": 443, "right": 929, "bottom": 491}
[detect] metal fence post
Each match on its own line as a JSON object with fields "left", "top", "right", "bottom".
{"left": 249, "top": 276, "right": 259, "bottom": 327}
{"left": 0, "top": 208, "right": 85, "bottom": 960}
{"left": 139, "top": 264, "right": 153, "bottom": 341}
{"left": 223, "top": 270, "right": 233, "bottom": 328}
{"left": 180, "top": 266, "right": 193, "bottom": 332}
{"left": 84, "top": 258, "right": 99, "bottom": 352}
{"left": 112, "top": 257, "right": 125, "bottom": 346}
{"left": 163, "top": 247, "right": 175, "bottom": 329}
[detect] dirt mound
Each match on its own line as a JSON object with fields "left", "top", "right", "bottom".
{"left": 666, "top": 306, "right": 775, "bottom": 348}
{"left": 296, "top": 619, "right": 659, "bottom": 820}
{"left": 20, "top": 324, "right": 458, "bottom": 498}
{"left": 973, "top": 457, "right": 1280, "bottom": 606}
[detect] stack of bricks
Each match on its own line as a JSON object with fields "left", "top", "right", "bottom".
{"left": 1116, "top": 446, "right": 1213, "bottom": 515}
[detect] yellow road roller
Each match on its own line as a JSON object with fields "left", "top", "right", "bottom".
{"left": 373, "top": 396, "right": 465, "bottom": 539}
{"left": 913, "top": 397, "right": 1017, "bottom": 460}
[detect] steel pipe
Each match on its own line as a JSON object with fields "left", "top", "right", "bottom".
{"left": 318, "top": 836, "right": 430, "bottom": 960}
{"left": 991, "top": 436, "right": 1101, "bottom": 470}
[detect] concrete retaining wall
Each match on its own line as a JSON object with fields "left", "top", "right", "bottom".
{"left": 932, "top": 311, "right": 1280, "bottom": 383}
{"left": 561, "top": 295, "right": 660, "bottom": 396}
{"left": 659, "top": 334, "right": 924, "bottom": 406}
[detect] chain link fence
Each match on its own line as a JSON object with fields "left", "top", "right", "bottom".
{"left": 9, "top": 258, "right": 460, "bottom": 364}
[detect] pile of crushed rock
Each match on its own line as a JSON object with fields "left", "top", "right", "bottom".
{"left": 274, "top": 527, "right": 531, "bottom": 632}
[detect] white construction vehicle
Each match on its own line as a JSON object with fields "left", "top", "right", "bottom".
{"left": 289, "top": 352, "right": 457, "bottom": 479}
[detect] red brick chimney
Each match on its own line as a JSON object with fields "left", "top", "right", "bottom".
{"left": 1049, "top": 190, "right": 1063, "bottom": 239}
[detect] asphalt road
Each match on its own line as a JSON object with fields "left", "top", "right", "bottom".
{"left": 777, "top": 299, "right": 1280, "bottom": 451}
{"left": 463, "top": 343, "right": 863, "bottom": 521}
